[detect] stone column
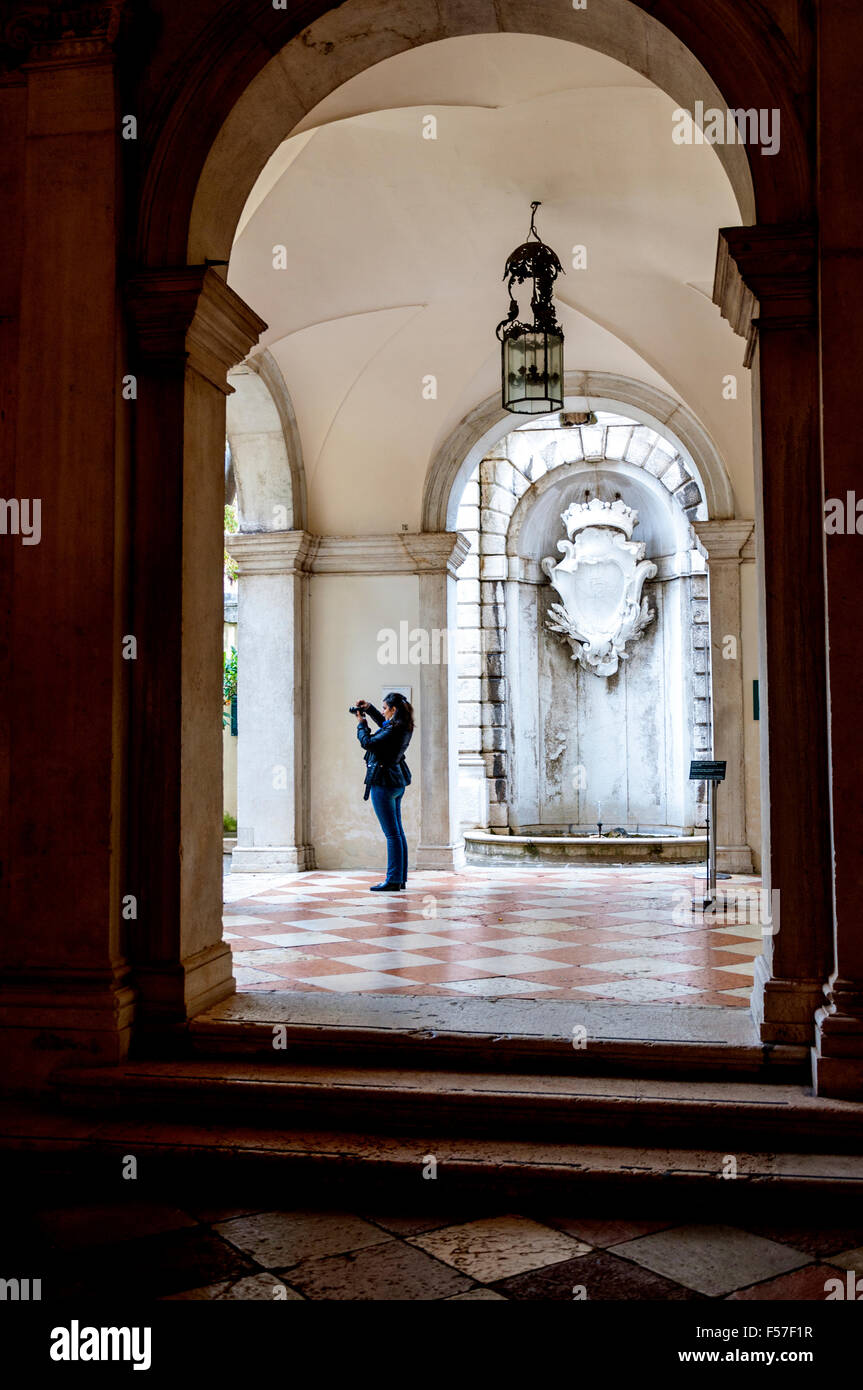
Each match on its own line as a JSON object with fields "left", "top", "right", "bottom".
{"left": 415, "top": 535, "right": 471, "bottom": 869}
{"left": 0, "top": 11, "right": 137, "bottom": 1084}
{"left": 226, "top": 531, "right": 315, "bottom": 873}
{"left": 126, "top": 269, "right": 265, "bottom": 1029}
{"left": 694, "top": 520, "right": 755, "bottom": 872}
{"left": 714, "top": 226, "right": 833, "bottom": 1046}
{"left": 812, "top": 2, "right": 863, "bottom": 1097}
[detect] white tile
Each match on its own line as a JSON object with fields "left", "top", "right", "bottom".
{"left": 280, "top": 917, "right": 386, "bottom": 930}
{"left": 223, "top": 914, "right": 275, "bottom": 927}
{"left": 499, "top": 908, "right": 590, "bottom": 921}
{"left": 483, "top": 920, "right": 591, "bottom": 936}
{"left": 246, "top": 931, "right": 350, "bottom": 948}
{"left": 359, "top": 933, "right": 466, "bottom": 949}
{"left": 572, "top": 979, "right": 703, "bottom": 1002}
{"left": 594, "top": 936, "right": 699, "bottom": 956}
{"left": 581, "top": 957, "right": 692, "bottom": 976}
{"left": 232, "top": 965, "right": 284, "bottom": 985}
{"left": 330, "top": 951, "right": 442, "bottom": 970}
{"left": 591, "top": 921, "right": 701, "bottom": 938}
{"left": 257, "top": 916, "right": 345, "bottom": 929}
{"left": 233, "top": 948, "right": 321, "bottom": 967}
{"left": 294, "top": 972, "right": 420, "bottom": 992}
{"left": 472, "top": 936, "right": 577, "bottom": 953}
{"left": 457, "top": 954, "right": 563, "bottom": 975}
{"left": 435, "top": 977, "right": 558, "bottom": 995}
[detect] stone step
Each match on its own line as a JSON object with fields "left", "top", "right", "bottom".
{"left": 464, "top": 830, "right": 707, "bottom": 865}
{"left": 3, "top": 1098, "right": 861, "bottom": 1203}
{"left": 52, "top": 1059, "right": 863, "bottom": 1151}
{"left": 187, "top": 994, "right": 809, "bottom": 1082}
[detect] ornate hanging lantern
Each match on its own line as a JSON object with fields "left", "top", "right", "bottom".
{"left": 496, "top": 201, "right": 565, "bottom": 414}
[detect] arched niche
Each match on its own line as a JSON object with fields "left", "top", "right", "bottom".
{"left": 424, "top": 374, "right": 735, "bottom": 532}
{"left": 501, "top": 458, "right": 707, "bottom": 836}
{"left": 510, "top": 460, "right": 696, "bottom": 563}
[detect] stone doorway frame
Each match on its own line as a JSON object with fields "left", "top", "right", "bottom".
{"left": 129, "top": 1, "right": 834, "bottom": 1069}
{"left": 9, "top": 0, "right": 853, "bottom": 1093}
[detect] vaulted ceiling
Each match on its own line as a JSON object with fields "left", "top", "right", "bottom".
{"left": 227, "top": 33, "right": 751, "bottom": 535}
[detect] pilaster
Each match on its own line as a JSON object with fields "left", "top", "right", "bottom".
{"left": 714, "top": 223, "right": 832, "bottom": 1046}
{"left": 694, "top": 519, "right": 755, "bottom": 873}
{"left": 126, "top": 267, "right": 266, "bottom": 1027}
{"left": 415, "top": 533, "right": 471, "bottom": 870}
{"left": 226, "top": 531, "right": 316, "bottom": 873}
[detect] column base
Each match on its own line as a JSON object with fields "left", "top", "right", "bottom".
{"left": 717, "top": 844, "right": 754, "bottom": 873}
{"left": 0, "top": 966, "right": 137, "bottom": 1092}
{"left": 753, "top": 956, "right": 824, "bottom": 1044}
{"left": 231, "top": 844, "right": 316, "bottom": 873}
{"left": 812, "top": 980, "right": 863, "bottom": 1099}
{"left": 415, "top": 841, "right": 466, "bottom": 871}
{"left": 134, "top": 941, "right": 235, "bottom": 1029}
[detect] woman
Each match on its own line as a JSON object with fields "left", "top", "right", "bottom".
{"left": 354, "top": 693, "right": 414, "bottom": 891}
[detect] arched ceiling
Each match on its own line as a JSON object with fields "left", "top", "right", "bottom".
{"left": 227, "top": 32, "right": 752, "bottom": 535}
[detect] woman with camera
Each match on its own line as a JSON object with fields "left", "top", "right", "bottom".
{"left": 353, "top": 693, "right": 414, "bottom": 892}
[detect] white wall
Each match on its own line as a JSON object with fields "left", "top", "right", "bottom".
{"left": 310, "top": 573, "right": 421, "bottom": 868}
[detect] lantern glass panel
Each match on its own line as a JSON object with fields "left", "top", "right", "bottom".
{"left": 502, "top": 329, "right": 564, "bottom": 414}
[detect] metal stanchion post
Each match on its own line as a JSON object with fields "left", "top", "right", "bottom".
{"left": 689, "top": 759, "right": 726, "bottom": 911}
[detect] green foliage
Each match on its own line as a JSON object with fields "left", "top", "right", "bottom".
{"left": 223, "top": 813, "right": 237, "bottom": 834}
{"left": 223, "top": 646, "right": 237, "bottom": 725}
{"left": 224, "top": 503, "right": 239, "bottom": 582}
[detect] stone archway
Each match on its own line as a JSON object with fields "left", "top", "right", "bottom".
{"left": 125, "top": 0, "right": 832, "bottom": 1067}
{"left": 139, "top": 0, "right": 824, "bottom": 271}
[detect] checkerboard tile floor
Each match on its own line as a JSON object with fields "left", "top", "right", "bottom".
{"left": 223, "top": 864, "right": 764, "bottom": 1006}
{"left": 24, "top": 1195, "right": 863, "bottom": 1300}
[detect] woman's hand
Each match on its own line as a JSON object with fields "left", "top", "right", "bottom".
{"left": 355, "top": 698, "right": 368, "bottom": 709}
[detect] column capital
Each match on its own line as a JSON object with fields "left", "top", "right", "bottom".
{"left": 3, "top": 1, "right": 126, "bottom": 71}
{"left": 714, "top": 223, "right": 817, "bottom": 366}
{"left": 311, "top": 532, "right": 470, "bottom": 577}
{"left": 227, "top": 529, "right": 317, "bottom": 576}
{"left": 125, "top": 267, "right": 267, "bottom": 392}
{"left": 693, "top": 519, "right": 755, "bottom": 560}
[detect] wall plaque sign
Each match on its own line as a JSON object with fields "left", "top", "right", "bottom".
{"left": 689, "top": 760, "right": 726, "bottom": 781}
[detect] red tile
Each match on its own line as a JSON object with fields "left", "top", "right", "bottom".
{"left": 726, "top": 1264, "right": 847, "bottom": 1300}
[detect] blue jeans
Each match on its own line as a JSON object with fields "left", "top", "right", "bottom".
{"left": 369, "top": 784, "right": 408, "bottom": 885}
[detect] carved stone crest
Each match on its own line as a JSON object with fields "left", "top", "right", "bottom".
{"left": 541, "top": 497, "right": 657, "bottom": 676}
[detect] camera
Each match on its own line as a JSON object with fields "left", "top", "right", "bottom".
{"left": 349, "top": 705, "right": 365, "bottom": 715}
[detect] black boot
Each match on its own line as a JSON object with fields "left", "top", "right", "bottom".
{"left": 369, "top": 881, "right": 402, "bottom": 892}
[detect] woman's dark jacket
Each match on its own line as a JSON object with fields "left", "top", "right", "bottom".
{"left": 356, "top": 705, "right": 412, "bottom": 801}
